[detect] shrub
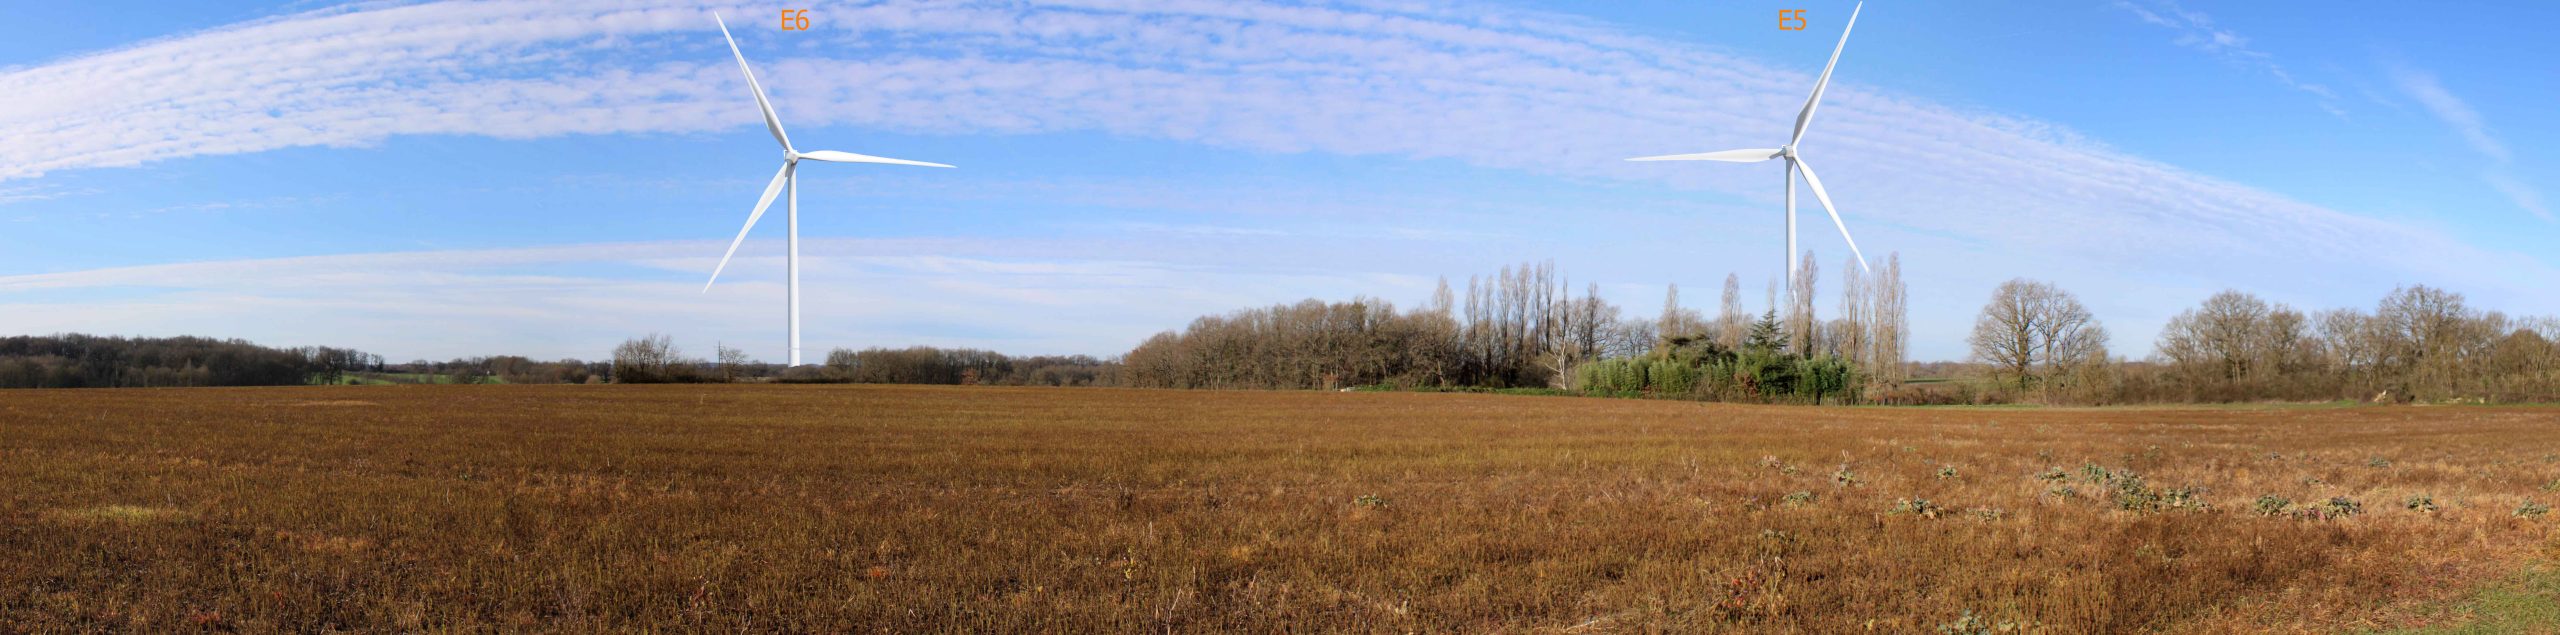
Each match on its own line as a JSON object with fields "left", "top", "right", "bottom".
{"left": 1891, "top": 498, "right": 1944, "bottom": 519}
{"left": 1353, "top": 494, "right": 1388, "bottom": 509}
{"left": 2163, "top": 487, "right": 2208, "bottom": 512}
{"left": 2519, "top": 502, "right": 2551, "bottom": 518}
{"left": 1937, "top": 465, "right": 1959, "bottom": 479}
{"left": 2254, "top": 495, "right": 2291, "bottom": 516}
{"left": 2404, "top": 495, "right": 2438, "bottom": 513}
{"left": 1782, "top": 491, "right": 1817, "bottom": 507}
{"left": 2321, "top": 497, "right": 2363, "bottom": 518}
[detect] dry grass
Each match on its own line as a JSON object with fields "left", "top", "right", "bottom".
{"left": 2, "top": 385, "right": 2555, "bottom": 632}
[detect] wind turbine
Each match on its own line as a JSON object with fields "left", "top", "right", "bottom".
{"left": 701, "top": 12, "right": 952, "bottom": 367}
{"left": 1628, "top": 1, "right": 1870, "bottom": 286}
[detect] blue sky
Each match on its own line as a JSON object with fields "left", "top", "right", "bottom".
{"left": 1, "top": 0, "right": 2552, "bottom": 363}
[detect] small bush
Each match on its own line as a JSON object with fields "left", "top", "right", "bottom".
{"left": 2163, "top": 487, "right": 2208, "bottom": 512}
{"left": 2254, "top": 495, "right": 2291, "bottom": 516}
{"left": 1352, "top": 494, "right": 1388, "bottom": 509}
{"left": 2367, "top": 457, "right": 2391, "bottom": 468}
{"left": 2519, "top": 502, "right": 2551, "bottom": 518}
{"left": 2321, "top": 496, "right": 2363, "bottom": 518}
{"left": 1782, "top": 491, "right": 1817, "bottom": 507}
{"left": 1891, "top": 498, "right": 1944, "bottom": 519}
{"left": 2404, "top": 495, "right": 2438, "bottom": 513}
{"left": 1937, "top": 465, "right": 1959, "bottom": 480}
{"left": 1937, "top": 609, "right": 1991, "bottom": 635}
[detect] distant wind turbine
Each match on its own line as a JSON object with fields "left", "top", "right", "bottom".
{"left": 1629, "top": 2, "right": 1871, "bottom": 285}
{"left": 701, "top": 12, "right": 952, "bottom": 367}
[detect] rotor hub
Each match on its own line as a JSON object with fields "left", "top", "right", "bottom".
{"left": 1779, "top": 145, "right": 1797, "bottom": 159}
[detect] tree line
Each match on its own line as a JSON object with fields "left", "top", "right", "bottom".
{"left": 608, "top": 332, "right": 1118, "bottom": 386}
{"left": 0, "top": 334, "right": 382, "bottom": 388}
{"left": 1958, "top": 280, "right": 2560, "bottom": 404}
{"left": 1120, "top": 255, "right": 1911, "bottom": 404}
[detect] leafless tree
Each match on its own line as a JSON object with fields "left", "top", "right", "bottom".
{"left": 715, "top": 342, "right": 751, "bottom": 382}
{"left": 612, "top": 333, "right": 680, "bottom": 383}
{"left": 1838, "top": 256, "right": 1871, "bottom": 370}
{"left": 1717, "top": 273, "right": 1746, "bottom": 351}
{"left": 1871, "top": 253, "right": 1908, "bottom": 383}
{"left": 1788, "top": 252, "right": 1819, "bottom": 357}
{"left": 1659, "top": 283, "right": 1705, "bottom": 344}
{"left": 1968, "top": 279, "right": 2106, "bottom": 394}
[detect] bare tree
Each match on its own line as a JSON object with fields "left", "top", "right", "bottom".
{"left": 1838, "top": 256, "right": 1870, "bottom": 370}
{"left": 1871, "top": 253, "right": 1908, "bottom": 383}
{"left": 716, "top": 342, "right": 751, "bottom": 382}
{"left": 1968, "top": 279, "right": 2106, "bottom": 394}
{"left": 1659, "top": 283, "right": 1704, "bottom": 344}
{"left": 612, "top": 333, "right": 680, "bottom": 383}
{"left": 1788, "top": 252, "right": 1820, "bottom": 357}
{"left": 1717, "top": 273, "right": 1746, "bottom": 350}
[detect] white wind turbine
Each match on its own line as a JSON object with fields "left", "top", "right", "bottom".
{"left": 701, "top": 12, "right": 952, "bottom": 367}
{"left": 1628, "top": 2, "right": 1871, "bottom": 284}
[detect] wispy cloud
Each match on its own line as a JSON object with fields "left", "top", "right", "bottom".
{"left": 0, "top": 0, "right": 2551, "bottom": 357}
{"left": 0, "top": 239, "right": 1406, "bottom": 360}
{"left": 0, "top": 183, "right": 88, "bottom": 205}
{"left": 2387, "top": 62, "right": 2547, "bottom": 222}
{"left": 2113, "top": 0, "right": 2345, "bottom": 119}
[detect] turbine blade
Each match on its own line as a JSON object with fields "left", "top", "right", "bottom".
{"left": 704, "top": 162, "right": 793, "bottom": 291}
{"left": 1794, "top": 158, "right": 1870, "bottom": 272}
{"left": 715, "top": 12, "right": 793, "bottom": 152}
{"left": 1626, "top": 148, "right": 1784, "bottom": 163}
{"left": 796, "top": 150, "right": 956, "bottom": 168}
{"left": 1790, "top": 2, "right": 1861, "bottom": 146}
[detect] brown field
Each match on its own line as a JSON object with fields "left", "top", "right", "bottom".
{"left": 3, "top": 385, "right": 2556, "bottom": 632}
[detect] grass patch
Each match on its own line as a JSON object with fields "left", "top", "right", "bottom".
{"left": 4, "top": 385, "right": 2554, "bottom": 631}
{"left": 2377, "top": 561, "right": 2560, "bottom": 633}
{"left": 46, "top": 505, "right": 188, "bottom": 524}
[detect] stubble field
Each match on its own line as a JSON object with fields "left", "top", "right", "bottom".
{"left": 3, "top": 385, "right": 2556, "bottom": 632}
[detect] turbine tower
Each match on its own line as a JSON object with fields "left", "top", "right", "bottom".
{"left": 1628, "top": 2, "right": 1871, "bottom": 286}
{"left": 701, "top": 13, "right": 952, "bottom": 367}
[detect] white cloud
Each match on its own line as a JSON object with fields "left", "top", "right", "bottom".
{"left": 0, "top": 0, "right": 2552, "bottom": 358}
{"left": 0, "top": 239, "right": 1396, "bottom": 361}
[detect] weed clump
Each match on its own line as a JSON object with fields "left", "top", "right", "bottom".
{"left": 1891, "top": 498, "right": 1944, "bottom": 519}
{"left": 2254, "top": 495, "right": 2292, "bottom": 516}
{"left": 2403, "top": 495, "right": 2438, "bottom": 513}
{"left": 2290, "top": 497, "right": 2362, "bottom": 520}
{"left": 2520, "top": 502, "right": 2551, "bottom": 518}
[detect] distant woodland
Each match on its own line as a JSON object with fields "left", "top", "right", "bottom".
{"left": 0, "top": 335, "right": 376, "bottom": 388}
{"left": 11, "top": 257, "right": 2556, "bottom": 405}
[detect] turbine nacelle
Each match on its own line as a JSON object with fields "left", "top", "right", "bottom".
{"left": 1779, "top": 145, "right": 1798, "bottom": 160}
